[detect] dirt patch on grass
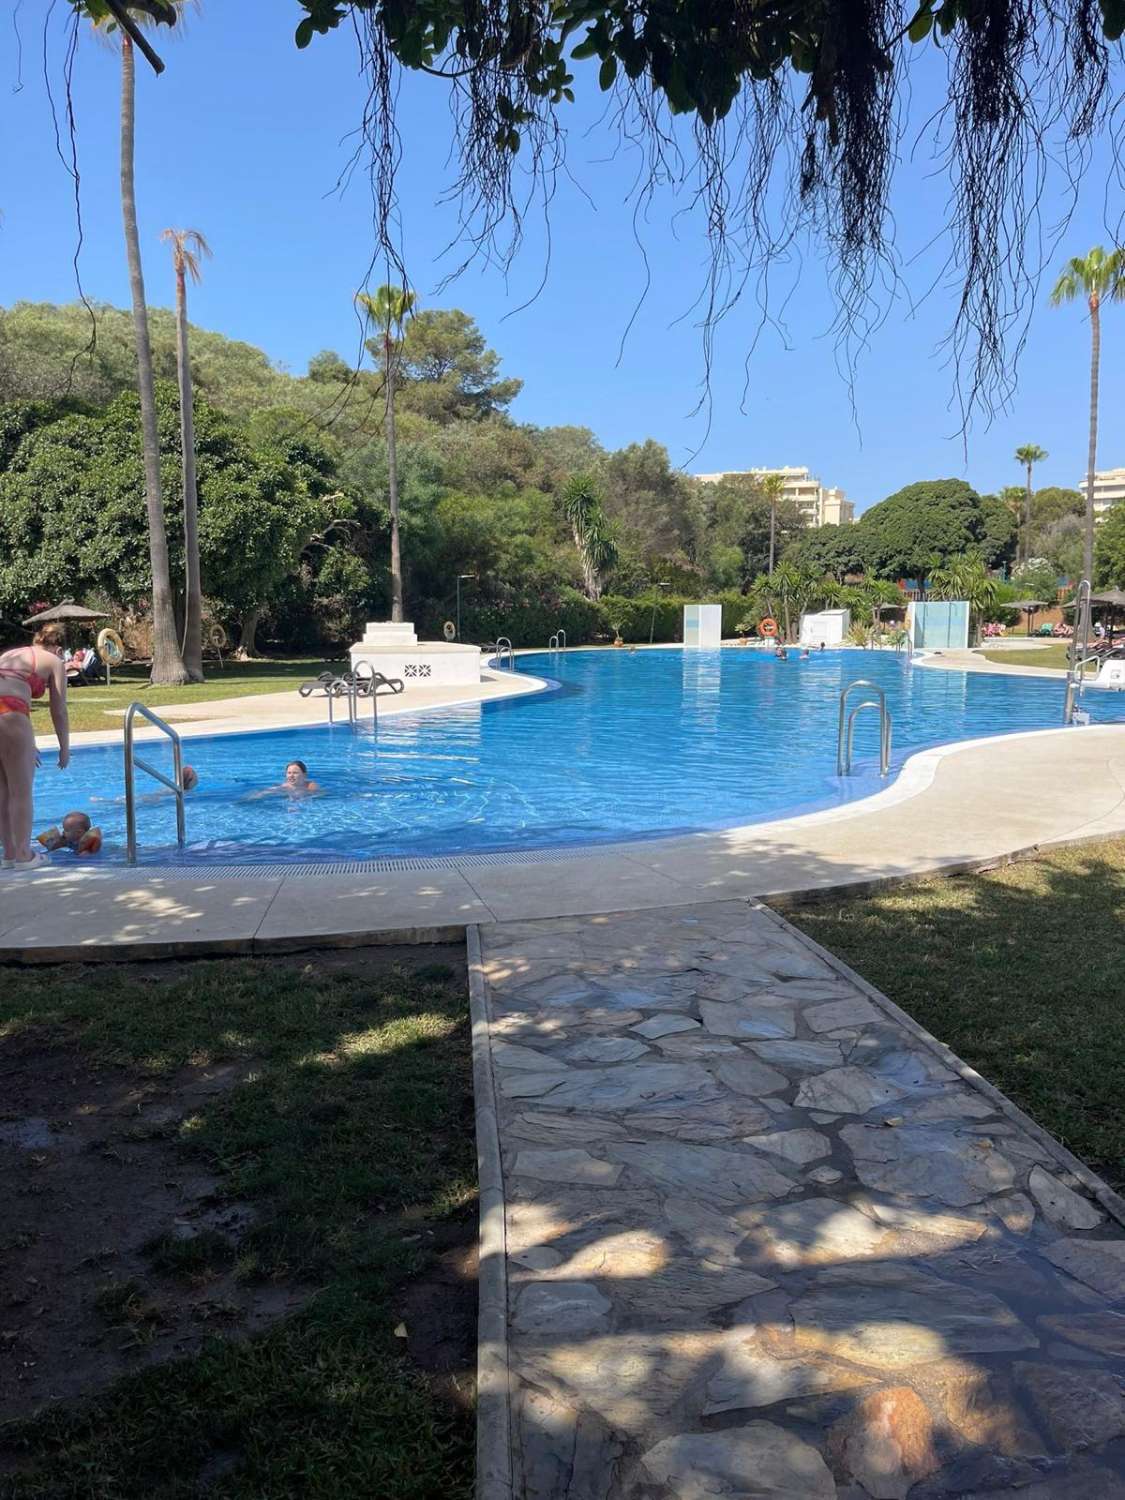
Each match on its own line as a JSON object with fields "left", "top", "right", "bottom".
{"left": 395, "top": 1211, "right": 479, "bottom": 1411}
{"left": 0, "top": 1027, "right": 298, "bottom": 1421}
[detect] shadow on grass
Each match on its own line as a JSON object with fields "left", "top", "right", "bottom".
{"left": 0, "top": 948, "right": 476, "bottom": 1500}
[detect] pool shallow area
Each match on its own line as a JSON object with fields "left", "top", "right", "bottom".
{"left": 32, "top": 648, "right": 1125, "bottom": 867}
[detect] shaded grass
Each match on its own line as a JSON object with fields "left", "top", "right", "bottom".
{"left": 0, "top": 950, "right": 475, "bottom": 1498}
{"left": 35, "top": 656, "right": 336, "bottom": 735}
{"left": 778, "top": 839, "right": 1125, "bottom": 1192}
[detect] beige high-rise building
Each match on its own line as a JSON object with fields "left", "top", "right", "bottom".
{"left": 1076, "top": 467, "right": 1125, "bottom": 521}
{"left": 694, "top": 466, "right": 856, "bottom": 526}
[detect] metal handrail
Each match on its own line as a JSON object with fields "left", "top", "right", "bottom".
{"left": 549, "top": 633, "right": 559, "bottom": 650}
{"left": 1064, "top": 579, "right": 1093, "bottom": 725}
{"left": 557, "top": 628, "right": 566, "bottom": 650}
{"left": 837, "top": 680, "right": 892, "bottom": 777}
{"left": 493, "top": 637, "right": 515, "bottom": 671}
{"left": 124, "top": 702, "right": 185, "bottom": 865}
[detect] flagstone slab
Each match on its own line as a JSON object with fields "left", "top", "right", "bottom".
{"left": 608, "top": 1141, "right": 796, "bottom": 1206}
{"left": 750, "top": 1039, "right": 844, "bottom": 1071}
{"left": 500, "top": 1060, "right": 722, "bottom": 1111}
{"left": 840, "top": 1122, "right": 1017, "bottom": 1206}
{"left": 1028, "top": 1165, "right": 1104, "bottom": 1229}
{"left": 789, "top": 1266, "right": 1039, "bottom": 1367}
{"left": 699, "top": 999, "right": 797, "bottom": 1039}
{"left": 803, "top": 995, "right": 882, "bottom": 1032}
{"left": 794, "top": 1065, "right": 909, "bottom": 1115}
{"left": 744, "top": 1129, "right": 831, "bottom": 1165}
{"left": 512, "top": 1148, "right": 623, "bottom": 1186}
{"left": 640, "top": 1425, "right": 837, "bottom": 1500}
{"left": 630, "top": 1013, "right": 700, "bottom": 1039}
{"left": 1043, "top": 1238, "right": 1125, "bottom": 1299}
{"left": 563, "top": 1035, "right": 651, "bottom": 1064}
{"left": 513, "top": 1281, "right": 612, "bottom": 1335}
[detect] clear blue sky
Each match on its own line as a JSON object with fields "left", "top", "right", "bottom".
{"left": 2, "top": 2, "right": 1122, "bottom": 512}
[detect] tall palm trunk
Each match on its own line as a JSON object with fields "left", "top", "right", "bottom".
{"left": 1022, "top": 464, "right": 1032, "bottom": 570}
{"left": 1084, "top": 292, "right": 1100, "bottom": 585}
{"left": 173, "top": 255, "right": 204, "bottom": 681}
{"left": 120, "top": 36, "right": 187, "bottom": 685}
{"left": 384, "top": 332, "right": 404, "bottom": 623}
{"left": 768, "top": 498, "right": 777, "bottom": 573}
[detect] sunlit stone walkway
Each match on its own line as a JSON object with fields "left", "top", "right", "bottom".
{"left": 477, "top": 901, "right": 1125, "bottom": 1498}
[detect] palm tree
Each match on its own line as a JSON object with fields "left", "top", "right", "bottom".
{"left": 561, "top": 474, "right": 618, "bottom": 601}
{"left": 358, "top": 285, "right": 416, "bottom": 623}
{"left": 1051, "top": 247, "right": 1125, "bottom": 585}
{"left": 1013, "top": 445, "right": 1047, "bottom": 571}
{"left": 928, "top": 554, "right": 999, "bottom": 643}
{"left": 90, "top": 1, "right": 189, "bottom": 684}
{"left": 763, "top": 473, "right": 785, "bottom": 573}
{"left": 162, "top": 228, "right": 211, "bottom": 681}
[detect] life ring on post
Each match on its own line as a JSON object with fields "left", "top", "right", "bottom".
{"left": 96, "top": 627, "right": 125, "bottom": 665}
{"left": 443, "top": 621, "right": 457, "bottom": 641}
{"left": 208, "top": 623, "right": 228, "bottom": 650}
{"left": 759, "top": 617, "right": 779, "bottom": 638}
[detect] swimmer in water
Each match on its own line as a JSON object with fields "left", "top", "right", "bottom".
{"left": 248, "top": 760, "right": 321, "bottom": 799}
{"left": 37, "top": 810, "right": 102, "bottom": 857}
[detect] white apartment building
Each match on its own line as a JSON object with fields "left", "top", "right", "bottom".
{"left": 1076, "top": 467, "right": 1125, "bottom": 520}
{"left": 694, "top": 465, "right": 856, "bottom": 526}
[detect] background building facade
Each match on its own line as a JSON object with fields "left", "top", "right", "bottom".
{"left": 695, "top": 466, "right": 855, "bottom": 526}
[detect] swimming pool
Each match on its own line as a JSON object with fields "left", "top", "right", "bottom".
{"left": 32, "top": 649, "right": 1125, "bottom": 866}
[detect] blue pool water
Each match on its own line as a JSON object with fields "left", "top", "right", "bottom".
{"left": 32, "top": 648, "right": 1125, "bottom": 865}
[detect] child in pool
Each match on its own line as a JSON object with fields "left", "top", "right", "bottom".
{"left": 247, "top": 760, "right": 321, "bottom": 799}
{"left": 37, "top": 811, "right": 102, "bottom": 857}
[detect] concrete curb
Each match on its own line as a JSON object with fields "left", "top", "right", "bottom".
{"left": 466, "top": 925, "right": 514, "bottom": 1500}
{"left": 753, "top": 899, "right": 1125, "bottom": 1229}
{"left": 0, "top": 925, "right": 466, "bottom": 966}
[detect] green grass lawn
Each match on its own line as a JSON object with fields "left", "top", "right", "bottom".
{"left": 33, "top": 657, "right": 337, "bottom": 735}
{"left": 0, "top": 949, "right": 476, "bottom": 1499}
{"left": 980, "top": 644, "right": 1073, "bottom": 670}
{"left": 778, "top": 838, "right": 1125, "bottom": 1193}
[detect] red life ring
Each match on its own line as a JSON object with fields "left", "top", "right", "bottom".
{"left": 759, "top": 617, "right": 779, "bottom": 638}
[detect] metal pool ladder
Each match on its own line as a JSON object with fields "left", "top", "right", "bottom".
{"left": 1064, "top": 578, "right": 1093, "bottom": 725}
{"left": 123, "top": 702, "right": 186, "bottom": 865}
{"left": 548, "top": 628, "right": 567, "bottom": 651}
{"left": 493, "top": 637, "right": 515, "bottom": 670}
{"left": 837, "top": 680, "right": 892, "bottom": 777}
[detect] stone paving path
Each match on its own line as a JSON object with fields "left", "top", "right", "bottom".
{"left": 478, "top": 901, "right": 1125, "bottom": 1499}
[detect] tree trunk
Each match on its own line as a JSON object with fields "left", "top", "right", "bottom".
{"left": 768, "top": 499, "right": 777, "bottom": 574}
{"left": 120, "top": 36, "right": 188, "bottom": 686}
{"left": 1084, "top": 294, "right": 1100, "bottom": 586}
{"left": 174, "top": 257, "right": 204, "bottom": 682}
{"left": 239, "top": 610, "right": 262, "bottom": 656}
{"left": 1023, "top": 463, "right": 1032, "bottom": 570}
{"left": 385, "top": 333, "right": 404, "bottom": 623}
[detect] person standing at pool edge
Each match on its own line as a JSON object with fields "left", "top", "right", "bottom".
{"left": 0, "top": 626, "right": 70, "bottom": 870}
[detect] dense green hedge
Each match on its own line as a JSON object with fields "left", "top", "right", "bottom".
{"left": 435, "top": 590, "right": 751, "bottom": 648}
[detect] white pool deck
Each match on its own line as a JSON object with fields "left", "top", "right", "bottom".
{"left": 2, "top": 646, "right": 1123, "bottom": 960}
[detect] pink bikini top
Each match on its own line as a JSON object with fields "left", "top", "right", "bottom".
{"left": 0, "top": 660, "right": 47, "bottom": 698}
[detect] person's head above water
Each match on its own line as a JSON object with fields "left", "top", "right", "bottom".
{"left": 285, "top": 760, "right": 311, "bottom": 788}
{"left": 61, "top": 811, "right": 91, "bottom": 842}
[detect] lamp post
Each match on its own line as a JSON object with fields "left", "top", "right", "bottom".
{"left": 456, "top": 574, "right": 476, "bottom": 641}
{"left": 649, "top": 581, "right": 671, "bottom": 645}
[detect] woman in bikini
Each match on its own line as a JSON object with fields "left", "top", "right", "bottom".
{"left": 0, "top": 625, "right": 71, "bottom": 871}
